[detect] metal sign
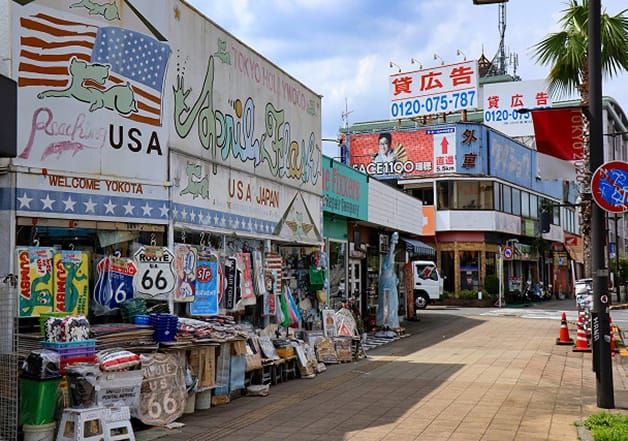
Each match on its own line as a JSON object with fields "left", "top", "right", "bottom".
{"left": 502, "top": 246, "right": 514, "bottom": 260}
{"left": 591, "top": 160, "right": 628, "bottom": 213}
{"left": 389, "top": 60, "right": 479, "bottom": 119}
{"left": 133, "top": 246, "right": 176, "bottom": 300}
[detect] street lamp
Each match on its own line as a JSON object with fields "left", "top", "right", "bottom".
{"left": 472, "top": 0, "right": 508, "bottom": 4}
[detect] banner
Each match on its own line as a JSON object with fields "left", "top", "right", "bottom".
{"left": 17, "top": 247, "right": 55, "bottom": 317}
{"left": 224, "top": 257, "right": 237, "bottom": 310}
{"left": 53, "top": 250, "right": 89, "bottom": 315}
{"left": 174, "top": 244, "right": 197, "bottom": 303}
{"left": 532, "top": 107, "right": 585, "bottom": 180}
{"left": 190, "top": 258, "right": 219, "bottom": 316}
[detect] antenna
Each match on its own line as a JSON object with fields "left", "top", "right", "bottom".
{"left": 341, "top": 97, "right": 353, "bottom": 131}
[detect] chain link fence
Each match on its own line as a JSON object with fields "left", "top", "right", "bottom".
{"left": 0, "top": 275, "right": 18, "bottom": 441}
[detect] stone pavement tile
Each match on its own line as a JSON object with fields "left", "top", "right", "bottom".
{"left": 381, "top": 433, "right": 417, "bottom": 441}
{"left": 449, "top": 432, "right": 487, "bottom": 440}
{"left": 514, "top": 432, "right": 548, "bottom": 441}
{"left": 481, "top": 429, "right": 517, "bottom": 440}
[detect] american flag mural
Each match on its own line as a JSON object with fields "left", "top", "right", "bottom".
{"left": 18, "top": 12, "right": 171, "bottom": 126}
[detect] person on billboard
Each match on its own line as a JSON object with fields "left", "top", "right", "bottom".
{"left": 373, "top": 132, "right": 397, "bottom": 163}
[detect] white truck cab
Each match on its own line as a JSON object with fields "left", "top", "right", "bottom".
{"left": 412, "top": 260, "right": 444, "bottom": 309}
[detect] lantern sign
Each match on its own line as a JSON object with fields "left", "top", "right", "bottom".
{"left": 133, "top": 246, "right": 176, "bottom": 300}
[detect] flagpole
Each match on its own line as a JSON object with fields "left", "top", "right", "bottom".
{"left": 589, "top": 0, "right": 614, "bottom": 409}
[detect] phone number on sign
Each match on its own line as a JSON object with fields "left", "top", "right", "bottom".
{"left": 483, "top": 109, "right": 532, "bottom": 122}
{"left": 390, "top": 91, "right": 476, "bottom": 118}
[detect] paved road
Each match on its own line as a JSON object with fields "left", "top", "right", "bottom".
{"left": 154, "top": 307, "right": 628, "bottom": 441}
{"left": 425, "top": 299, "right": 628, "bottom": 331}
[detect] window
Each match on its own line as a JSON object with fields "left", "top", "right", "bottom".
{"left": 416, "top": 263, "right": 438, "bottom": 281}
{"left": 512, "top": 188, "right": 521, "bottom": 216}
{"left": 437, "top": 181, "right": 452, "bottom": 209}
{"left": 530, "top": 194, "right": 538, "bottom": 219}
{"left": 521, "top": 192, "right": 530, "bottom": 218}
{"left": 493, "top": 183, "right": 502, "bottom": 211}
{"left": 456, "top": 181, "right": 480, "bottom": 209}
{"left": 553, "top": 205, "right": 560, "bottom": 225}
{"left": 503, "top": 186, "right": 512, "bottom": 214}
{"left": 480, "top": 182, "right": 494, "bottom": 209}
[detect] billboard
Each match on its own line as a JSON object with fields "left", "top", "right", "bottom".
{"left": 389, "top": 60, "right": 479, "bottom": 119}
{"left": 322, "top": 157, "right": 368, "bottom": 220}
{"left": 482, "top": 79, "right": 552, "bottom": 137}
{"left": 349, "top": 126, "right": 457, "bottom": 178}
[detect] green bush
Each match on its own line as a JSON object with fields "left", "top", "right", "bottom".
{"left": 484, "top": 274, "right": 499, "bottom": 295}
{"left": 584, "top": 412, "right": 628, "bottom": 441}
{"left": 458, "top": 289, "right": 479, "bottom": 300}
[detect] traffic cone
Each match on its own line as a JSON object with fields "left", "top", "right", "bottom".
{"left": 573, "top": 312, "right": 592, "bottom": 352}
{"left": 610, "top": 315, "right": 618, "bottom": 354}
{"left": 556, "top": 311, "right": 574, "bottom": 345}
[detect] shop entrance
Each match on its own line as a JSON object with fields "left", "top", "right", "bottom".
{"left": 348, "top": 259, "right": 362, "bottom": 311}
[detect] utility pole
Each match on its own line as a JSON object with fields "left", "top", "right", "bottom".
{"left": 589, "top": 0, "right": 614, "bottom": 409}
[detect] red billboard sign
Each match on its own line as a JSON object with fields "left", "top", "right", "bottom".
{"left": 349, "top": 127, "right": 456, "bottom": 178}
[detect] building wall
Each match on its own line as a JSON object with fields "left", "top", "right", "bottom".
{"left": 367, "top": 179, "right": 423, "bottom": 235}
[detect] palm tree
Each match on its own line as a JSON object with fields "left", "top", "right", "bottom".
{"left": 532, "top": 0, "right": 628, "bottom": 276}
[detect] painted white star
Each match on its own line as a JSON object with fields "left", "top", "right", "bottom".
{"left": 253, "top": 221, "right": 258, "bottom": 231}
{"left": 172, "top": 206, "right": 179, "bottom": 219}
{"left": 159, "top": 204, "right": 169, "bottom": 218}
{"left": 189, "top": 211, "right": 197, "bottom": 222}
{"left": 104, "top": 199, "right": 116, "bottom": 214}
{"left": 40, "top": 194, "right": 55, "bottom": 210}
{"left": 213, "top": 214, "right": 219, "bottom": 225}
{"left": 63, "top": 196, "right": 76, "bottom": 212}
{"left": 247, "top": 220, "right": 252, "bottom": 230}
{"left": 220, "top": 216, "right": 226, "bottom": 227}
{"left": 123, "top": 201, "right": 135, "bottom": 215}
{"left": 17, "top": 192, "right": 32, "bottom": 209}
{"left": 181, "top": 208, "right": 188, "bottom": 220}
{"left": 234, "top": 219, "right": 240, "bottom": 229}
{"left": 141, "top": 202, "right": 153, "bottom": 217}
{"left": 83, "top": 198, "right": 97, "bottom": 213}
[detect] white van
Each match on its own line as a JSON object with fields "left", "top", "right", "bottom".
{"left": 412, "top": 260, "right": 444, "bottom": 309}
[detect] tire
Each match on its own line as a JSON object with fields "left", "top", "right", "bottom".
{"left": 415, "top": 292, "right": 429, "bottom": 309}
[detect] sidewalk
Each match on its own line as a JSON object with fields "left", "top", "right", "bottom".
{"left": 155, "top": 314, "right": 628, "bottom": 441}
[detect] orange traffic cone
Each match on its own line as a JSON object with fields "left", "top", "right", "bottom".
{"left": 573, "top": 312, "right": 592, "bottom": 352}
{"left": 610, "top": 315, "right": 618, "bottom": 354}
{"left": 556, "top": 312, "right": 574, "bottom": 345}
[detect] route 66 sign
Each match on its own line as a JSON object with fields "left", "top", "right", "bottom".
{"left": 133, "top": 246, "right": 176, "bottom": 300}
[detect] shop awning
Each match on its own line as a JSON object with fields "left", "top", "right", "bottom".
{"left": 401, "top": 237, "right": 435, "bottom": 257}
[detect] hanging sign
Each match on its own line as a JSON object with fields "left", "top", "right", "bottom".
{"left": 16, "top": 247, "right": 55, "bottom": 317}
{"left": 53, "top": 250, "right": 89, "bottom": 315}
{"left": 134, "top": 246, "right": 176, "bottom": 300}
{"left": 173, "top": 244, "right": 197, "bottom": 303}
{"left": 236, "top": 253, "right": 255, "bottom": 300}
{"left": 591, "top": 160, "right": 628, "bottom": 213}
{"left": 190, "top": 255, "right": 219, "bottom": 316}
{"left": 224, "top": 257, "right": 237, "bottom": 310}
{"left": 94, "top": 255, "right": 138, "bottom": 312}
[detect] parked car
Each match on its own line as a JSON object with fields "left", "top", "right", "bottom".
{"left": 575, "top": 278, "right": 592, "bottom": 311}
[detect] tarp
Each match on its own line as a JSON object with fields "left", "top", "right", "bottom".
{"left": 401, "top": 237, "right": 435, "bottom": 257}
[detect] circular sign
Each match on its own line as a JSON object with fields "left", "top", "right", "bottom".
{"left": 503, "top": 246, "right": 513, "bottom": 260}
{"left": 196, "top": 265, "right": 213, "bottom": 283}
{"left": 601, "top": 294, "right": 608, "bottom": 304}
{"left": 591, "top": 160, "right": 628, "bottom": 213}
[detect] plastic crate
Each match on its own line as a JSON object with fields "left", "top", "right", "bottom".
{"left": 42, "top": 340, "right": 96, "bottom": 355}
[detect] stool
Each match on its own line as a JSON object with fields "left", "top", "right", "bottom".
{"left": 260, "top": 360, "right": 273, "bottom": 385}
{"left": 283, "top": 357, "right": 298, "bottom": 381}
{"left": 57, "top": 406, "right": 135, "bottom": 441}
{"left": 107, "top": 419, "right": 135, "bottom": 441}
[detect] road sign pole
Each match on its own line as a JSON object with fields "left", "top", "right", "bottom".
{"left": 589, "top": 0, "right": 614, "bottom": 409}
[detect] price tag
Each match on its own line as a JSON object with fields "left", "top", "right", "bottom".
{"left": 134, "top": 246, "right": 176, "bottom": 300}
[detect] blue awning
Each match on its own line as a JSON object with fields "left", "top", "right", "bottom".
{"left": 401, "top": 237, "right": 435, "bottom": 257}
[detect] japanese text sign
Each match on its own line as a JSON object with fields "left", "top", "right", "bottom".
{"left": 389, "top": 60, "right": 478, "bottom": 119}
{"left": 483, "top": 80, "right": 552, "bottom": 137}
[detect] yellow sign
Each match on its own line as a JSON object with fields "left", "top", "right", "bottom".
{"left": 53, "top": 251, "right": 90, "bottom": 315}
{"left": 17, "top": 247, "right": 55, "bottom": 317}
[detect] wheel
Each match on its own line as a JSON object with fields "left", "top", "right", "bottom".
{"left": 415, "top": 293, "right": 429, "bottom": 309}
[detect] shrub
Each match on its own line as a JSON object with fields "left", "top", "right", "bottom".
{"left": 458, "top": 289, "right": 479, "bottom": 300}
{"left": 584, "top": 412, "right": 628, "bottom": 441}
{"left": 484, "top": 274, "right": 499, "bottom": 295}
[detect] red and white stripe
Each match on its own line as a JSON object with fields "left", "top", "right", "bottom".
{"left": 18, "top": 13, "right": 163, "bottom": 126}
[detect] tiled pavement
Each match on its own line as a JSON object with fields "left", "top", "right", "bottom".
{"left": 155, "top": 314, "right": 628, "bottom": 441}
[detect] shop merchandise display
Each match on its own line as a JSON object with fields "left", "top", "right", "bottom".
{"left": 16, "top": 239, "right": 356, "bottom": 436}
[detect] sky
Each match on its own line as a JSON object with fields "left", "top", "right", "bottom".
{"left": 187, "top": 0, "right": 628, "bottom": 157}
